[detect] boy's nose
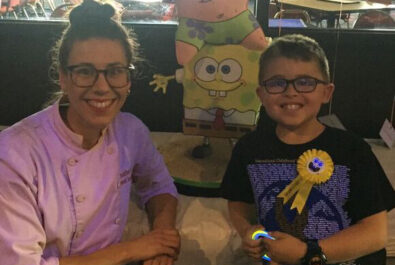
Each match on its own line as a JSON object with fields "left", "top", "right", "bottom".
{"left": 283, "top": 83, "right": 298, "bottom": 96}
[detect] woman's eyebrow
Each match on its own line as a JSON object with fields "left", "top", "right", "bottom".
{"left": 106, "top": 62, "right": 126, "bottom": 67}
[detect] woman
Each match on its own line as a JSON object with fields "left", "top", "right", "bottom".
{"left": 0, "top": 0, "right": 180, "bottom": 264}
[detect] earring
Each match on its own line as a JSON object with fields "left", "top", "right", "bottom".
{"left": 127, "top": 89, "right": 131, "bottom": 95}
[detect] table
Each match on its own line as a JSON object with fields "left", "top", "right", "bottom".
{"left": 277, "top": 0, "right": 395, "bottom": 27}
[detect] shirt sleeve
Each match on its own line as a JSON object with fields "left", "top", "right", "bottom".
{"left": 221, "top": 137, "right": 255, "bottom": 203}
{"left": 0, "top": 140, "right": 59, "bottom": 265}
{"left": 131, "top": 125, "right": 178, "bottom": 206}
{"left": 347, "top": 140, "right": 395, "bottom": 222}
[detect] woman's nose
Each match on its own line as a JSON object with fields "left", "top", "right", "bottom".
{"left": 92, "top": 72, "right": 111, "bottom": 93}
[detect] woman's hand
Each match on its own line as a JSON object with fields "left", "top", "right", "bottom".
{"left": 263, "top": 231, "right": 306, "bottom": 265}
{"left": 143, "top": 255, "right": 175, "bottom": 265}
{"left": 129, "top": 229, "right": 180, "bottom": 261}
{"left": 142, "top": 228, "right": 180, "bottom": 265}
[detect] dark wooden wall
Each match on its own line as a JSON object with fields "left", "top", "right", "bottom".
{"left": 0, "top": 20, "right": 394, "bottom": 138}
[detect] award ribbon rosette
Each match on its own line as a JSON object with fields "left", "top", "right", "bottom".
{"left": 278, "top": 149, "right": 334, "bottom": 214}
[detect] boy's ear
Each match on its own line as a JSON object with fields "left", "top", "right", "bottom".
{"left": 323, "top": 83, "right": 335, "bottom": 103}
{"left": 256, "top": 86, "right": 265, "bottom": 103}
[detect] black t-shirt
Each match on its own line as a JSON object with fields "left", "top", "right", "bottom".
{"left": 221, "top": 126, "right": 395, "bottom": 265}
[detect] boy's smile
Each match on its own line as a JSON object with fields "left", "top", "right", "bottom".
{"left": 282, "top": 104, "right": 302, "bottom": 110}
{"left": 257, "top": 57, "right": 334, "bottom": 141}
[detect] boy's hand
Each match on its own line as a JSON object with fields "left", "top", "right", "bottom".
{"left": 241, "top": 225, "right": 267, "bottom": 261}
{"left": 263, "top": 231, "right": 307, "bottom": 265}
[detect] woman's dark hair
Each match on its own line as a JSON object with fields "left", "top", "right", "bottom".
{"left": 259, "top": 34, "right": 330, "bottom": 84}
{"left": 47, "top": 0, "right": 141, "bottom": 104}
{"left": 52, "top": 0, "right": 139, "bottom": 72}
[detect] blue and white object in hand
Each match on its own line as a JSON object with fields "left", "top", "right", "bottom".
{"left": 251, "top": 230, "right": 275, "bottom": 262}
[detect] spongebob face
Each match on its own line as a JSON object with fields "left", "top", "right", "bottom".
{"left": 183, "top": 44, "right": 261, "bottom": 112}
{"left": 194, "top": 57, "right": 245, "bottom": 96}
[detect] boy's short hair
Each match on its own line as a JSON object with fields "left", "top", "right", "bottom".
{"left": 259, "top": 34, "right": 330, "bottom": 84}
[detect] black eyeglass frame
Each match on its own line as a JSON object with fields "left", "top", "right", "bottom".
{"left": 260, "top": 77, "right": 328, "bottom": 94}
{"left": 65, "top": 64, "right": 135, "bottom": 89}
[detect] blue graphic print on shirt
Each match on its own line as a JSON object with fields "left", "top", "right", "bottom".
{"left": 247, "top": 162, "right": 352, "bottom": 240}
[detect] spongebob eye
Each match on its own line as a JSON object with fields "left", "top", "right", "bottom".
{"left": 194, "top": 57, "right": 218, "bottom": 82}
{"left": 218, "top": 59, "right": 242, "bottom": 83}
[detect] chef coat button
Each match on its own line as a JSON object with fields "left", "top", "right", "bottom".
{"left": 68, "top": 158, "right": 78, "bottom": 166}
{"left": 115, "top": 218, "right": 121, "bottom": 225}
{"left": 107, "top": 146, "right": 115, "bottom": 154}
{"left": 76, "top": 195, "right": 86, "bottom": 203}
{"left": 75, "top": 231, "right": 83, "bottom": 238}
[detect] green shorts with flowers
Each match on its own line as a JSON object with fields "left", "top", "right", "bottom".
{"left": 176, "top": 10, "right": 260, "bottom": 50}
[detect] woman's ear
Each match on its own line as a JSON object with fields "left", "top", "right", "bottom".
{"left": 323, "top": 83, "right": 335, "bottom": 103}
{"left": 59, "top": 70, "right": 68, "bottom": 94}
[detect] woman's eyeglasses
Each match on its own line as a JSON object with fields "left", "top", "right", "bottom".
{"left": 66, "top": 64, "right": 135, "bottom": 88}
{"left": 261, "top": 77, "right": 328, "bottom": 94}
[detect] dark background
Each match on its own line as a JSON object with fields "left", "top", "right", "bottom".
{"left": 0, "top": 2, "right": 394, "bottom": 138}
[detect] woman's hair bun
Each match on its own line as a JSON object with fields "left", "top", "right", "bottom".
{"left": 69, "top": 0, "right": 116, "bottom": 25}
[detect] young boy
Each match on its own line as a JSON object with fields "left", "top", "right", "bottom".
{"left": 221, "top": 34, "right": 395, "bottom": 265}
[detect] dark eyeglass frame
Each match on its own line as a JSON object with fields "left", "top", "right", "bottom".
{"left": 260, "top": 77, "right": 328, "bottom": 94}
{"left": 66, "top": 64, "right": 135, "bottom": 88}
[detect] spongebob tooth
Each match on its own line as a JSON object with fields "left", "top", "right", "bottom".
{"left": 209, "top": 90, "right": 216, "bottom": 97}
{"left": 219, "top": 91, "right": 227, "bottom": 97}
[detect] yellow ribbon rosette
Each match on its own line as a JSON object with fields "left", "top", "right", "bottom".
{"left": 277, "top": 149, "right": 334, "bottom": 214}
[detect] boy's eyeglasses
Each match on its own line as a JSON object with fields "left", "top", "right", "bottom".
{"left": 66, "top": 64, "right": 135, "bottom": 88}
{"left": 261, "top": 77, "right": 328, "bottom": 94}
